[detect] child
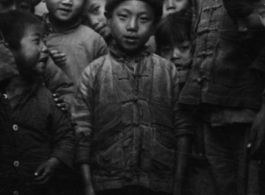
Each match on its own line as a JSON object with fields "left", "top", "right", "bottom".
{"left": 0, "top": 10, "right": 76, "bottom": 195}
{"left": 83, "top": 0, "right": 112, "bottom": 44}
{"left": 0, "top": 0, "right": 75, "bottom": 111}
{"left": 155, "top": 10, "right": 193, "bottom": 89}
{"left": 178, "top": 0, "right": 265, "bottom": 194}
{"left": 72, "top": 0, "right": 193, "bottom": 195}
{"left": 44, "top": 0, "right": 108, "bottom": 85}
{"left": 163, "top": 0, "right": 190, "bottom": 17}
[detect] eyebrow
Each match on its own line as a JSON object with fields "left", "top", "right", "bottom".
{"left": 89, "top": 3, "right": 99, "bottom": 10}
{"left": 119, "top": 7, "right": 150, "bottom": 15}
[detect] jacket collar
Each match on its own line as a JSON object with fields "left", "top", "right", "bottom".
{"left": 109, "top": 42, "right": 152, "bottom": 62}
{"left": 43, "top": 14, "right": 82, "bottom": 36}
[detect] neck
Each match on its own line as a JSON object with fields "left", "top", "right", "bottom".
{"left": 48, "top": 14, "right": 79, "bottom": 33}
{"left": 6, "top": 76, "right": 29, "bottom": 99}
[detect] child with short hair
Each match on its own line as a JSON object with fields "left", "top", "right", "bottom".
{"left": 163, "top": 0, "right": 191, "bottom": 17}
{"left": 178, "top": 0, "right": 265, "bottom": 194}
{"left": 0, "top": 10, "right": 76, "bottom": 195}
{"left": 44, "top": 0, "right": 108, "bottom": 85}
{"left": 83, "top": 0, "right": 112, "bottom": 44}
{"left": 155, "top": 9, "right": 193, "bottom": 89}
{"left": 0, "top": 0, "right": 75, "bottom": 111}
{"left": 72, "top": 0, "right": 193, "bottom": 195}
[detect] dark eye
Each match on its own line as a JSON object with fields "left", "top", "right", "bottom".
{"left": 118, "top": 14, "right": 128, "bottom": 20}
{"left": 19, "top": 4, "right": 29, "bottom": 11}
{"left": 34, "top": 38, "right": 40, "bottom": 44}
{"left": 140, "top": 16, "right": 150, "bottom": 22}
{"left": 180, "top": 46, "right": 190, "bottom": 51}
{"left": 91, "top": 6, "right": 99, "bottom": 14}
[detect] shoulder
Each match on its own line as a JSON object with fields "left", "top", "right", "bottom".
{"left": 77, "top": 24, "right": 103, "bottom": 40}
{"left": 81, "top": 55, "right": 109, "bottom": 78}
{"left": 150, "top": 53, "right": 176, "bottom": 71}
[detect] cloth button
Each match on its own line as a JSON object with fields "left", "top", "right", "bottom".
{"left": 197, "top": 78, "right": 202, "bottom": 83}
{"left": 13, "top": 191, "right": 19, "bottom": 195}
{"left": 14, "top": 161, "right": 19, "bottom": 167}
{"left": 13, "top": 125, "right": 18, "bottom": 131}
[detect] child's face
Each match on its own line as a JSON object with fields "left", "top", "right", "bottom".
{"left": 12, "top": 25, "right": 49, "bottom": 76}
{"left": 45, "top": 0, "right": 84, "bottom": 22}
{"left": 163, "top": 0, "right": 189, "bottom": 18}
{"left": 235, "top": 13, "right": 265, "bottom": 40}
{"left": 107, "top": 0, "right": 156, "bottom": 54}
{"left": 16, "top": 0, "right": 32, "bottom": 12}
{"left": 159, "top": 40, "right": 191, "bottom": 68}
{"left": 254, "top": 0, "right": 265, "bottom": 26}
{"left": 83, "top": 0, "right": 111, "bottom": 39}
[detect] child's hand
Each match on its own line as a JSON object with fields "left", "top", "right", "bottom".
{"left": 84, "top": 186, "right": 96, "bottom": 195}
{"left": 53, "top": 93, "right": 69, "bottom": 111}
{"left": 33, "top": 157, "right": 60, "bottom": 185}
{"left": 50, "top": 49, "right": 66, "bottom": 67}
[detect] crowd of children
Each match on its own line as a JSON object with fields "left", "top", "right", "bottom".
{"left": 1, "top": 0, "right": 265, "bottom": 195}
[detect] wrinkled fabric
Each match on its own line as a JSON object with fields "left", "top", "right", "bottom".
{"left": 0, "top": 83, "right": 77, "bottom": 194}
{"left": 72, "top": 46, "right": 193, "bottom": 193}
{"left": 203, "top": 123, "right": 254, "bottom": 195}
{"left": 179, "top": 0, "right": 265, "bottom": 110}
{"left": 44, "top": 15, "right": 108, "bottom": 85}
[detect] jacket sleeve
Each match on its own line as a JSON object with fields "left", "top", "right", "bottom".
{"left": 71, "top": 65, "right": 95, "bottom": 164}
{"left": 49, "top": 94, "right": 77, "bottom": 168}
{"left": 172, "top": 64, "right": 194, "bottom": 138}
{"left": 43, "top": 58, "right": 75, "bottom": 105}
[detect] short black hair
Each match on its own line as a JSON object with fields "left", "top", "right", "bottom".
{"left": 105, "top": 0, "right": 163, "bottom": 22}
{"left": 155, "top": 9, "right": 192, "bottom": 49}
{"left": 222, "top": 0, "right": 260, "bottom": 19}
{"left": 0, "top": 0, "right": 15, "bottom": 7}
{"left": 0, "top": 10, "right": 42, "bottom": 50}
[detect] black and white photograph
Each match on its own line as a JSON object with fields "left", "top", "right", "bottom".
{"left": 1, "top": 0, "right": 265, "bottom": 195}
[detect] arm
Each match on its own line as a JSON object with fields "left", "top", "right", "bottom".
{"left": 248, "top": 90, "right": 265, "bottom": 160}
{"left": 43, "top": 58, "right": 75, "bottom": 108}
{"left": 80, "top": 164, "right": 95, "bottom": 195}
{"left": 171, "top": 65, "right": 193, "bottom": 195}
{"left": 71, "top": 65, "right": 95, "bottom": 193}
{"left": 34, "top": 91, "right": 77, "bottom": 185}
{"left": 175, "top": 135, "right": 191, "bottom": 195}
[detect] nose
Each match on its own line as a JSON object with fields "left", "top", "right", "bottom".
{"left": 127, "top": 17, "right": 138, "bottom": 32}
{"left": 61, "top": 0, "right": 72, "bottom": 5}
{"left": 237, "top": 19, "right": 249, "bottom": 35}
{"left": 166, "top": 0, "right": 176, "bottom": 10}
{"left": 171, "top": 48, "right": 181, "bottom": 60}
{"left": 42, "top": 43, "right": 48, "bottom": 54}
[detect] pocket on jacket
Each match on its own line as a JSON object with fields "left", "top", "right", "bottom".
{"left": 151, "top": 130, "right": 176, "bottom": 179}
{"left": 92, "top": 137, "right": 123, "bottom": 176}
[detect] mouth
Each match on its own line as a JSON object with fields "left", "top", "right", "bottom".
{"left": 95, "top": 25, "right": 106, "bottom": 33}
{"left": 38, "top": 55, "right": 49, "bottom": 65}
{"left": 58, "top": 8, "right": 72, "bottom": 13}
{"left": 124, "top": 35, "right": 139, "bottom": 44}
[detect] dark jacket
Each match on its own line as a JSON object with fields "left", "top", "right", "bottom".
{"left": 0, "top": 83, "right": 77, "bottom": 194}
{"left": 179, "top": 0, "right": 265, "bottom": 109}
{"left": 72, "top": 45, "right": 193, "bottom": 193}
